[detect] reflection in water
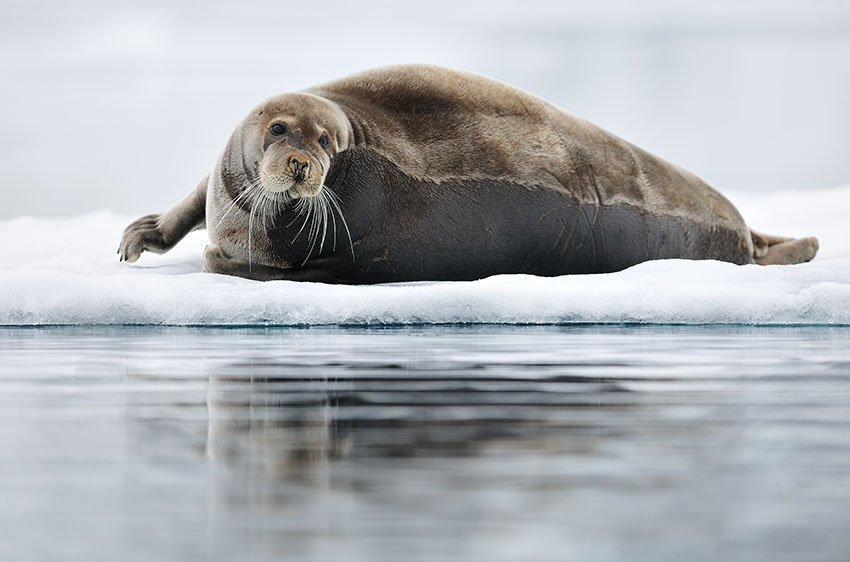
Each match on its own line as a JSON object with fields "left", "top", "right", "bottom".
{"left": 1, "top": 326, "right": 850, "bottom": 561}
{"left": 207, "top": 373, "right": 353, "bottom": 484}
{"left": 205, "top": 363, "right": 629, "bottom": 478}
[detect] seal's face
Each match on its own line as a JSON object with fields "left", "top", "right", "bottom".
{"left": 255, "top": 94, "right": 351, "bottom": 199}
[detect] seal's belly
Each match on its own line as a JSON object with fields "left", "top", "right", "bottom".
{"left": 311, "top": 149, "right": 751, "bottom": 283}
{"left": 344, "top": 182, "right": 751, "bottom": 283}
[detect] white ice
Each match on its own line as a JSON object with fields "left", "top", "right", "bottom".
{"left": 1, "top": 186, "right": 848, "bottom": 325}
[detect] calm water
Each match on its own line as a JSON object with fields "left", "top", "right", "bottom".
{"left": 1, "top": 325, "right": 849, "bottom": 562}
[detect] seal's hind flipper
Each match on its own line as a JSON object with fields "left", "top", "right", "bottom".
{"left": 749, "top": 229, "right": 795, "bottom": 258}
{"left": 752, "top": 235, "right": 819, "bottom": 265}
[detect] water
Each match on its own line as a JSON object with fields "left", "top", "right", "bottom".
{"left": 1, "top": 325, "right": 849, "bottom": 561}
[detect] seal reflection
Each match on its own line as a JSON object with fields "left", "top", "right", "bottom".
{"left": 203, "top": 359, "right": 629, "bottom": 486}
{"left": 206, "top": 374, "right": 354, "bottom": 485}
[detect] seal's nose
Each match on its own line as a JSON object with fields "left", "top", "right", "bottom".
{"left": 290, "top": 157, "right": 309, "bottom": 183}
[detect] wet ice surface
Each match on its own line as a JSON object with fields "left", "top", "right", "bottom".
{"left": 1, "top": 325, "right": 849, "bottom": 562}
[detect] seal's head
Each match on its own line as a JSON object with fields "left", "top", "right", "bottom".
{"left": 253, "top": 93, "right": 352, "bottom": 199}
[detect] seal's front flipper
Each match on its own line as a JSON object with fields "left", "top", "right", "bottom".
{"left": 118, "top": 173, "right": 209, "bottom": 262}
{"left": 753, "top": 236, "right": 819, "bottom": 265}
{"left": 119, "top": 213, "right": 168, "bottom": 262}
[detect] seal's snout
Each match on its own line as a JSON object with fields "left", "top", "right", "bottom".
{"left": 290, "top": 157, "right": 309, "bottom": 183}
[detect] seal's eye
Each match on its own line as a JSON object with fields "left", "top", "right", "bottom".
{"left": 269, "top": 122, "right": 288, "bottom": 136}
{"left": 318, "top": 133, "right": 330, "bottom": 149}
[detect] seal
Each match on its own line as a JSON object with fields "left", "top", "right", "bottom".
{"left": 118, "top": 64, "right": 819, "bottom": 283}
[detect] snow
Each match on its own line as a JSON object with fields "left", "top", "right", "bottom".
{"left": 1, "top": 186, "right": 848, "bottom": 326}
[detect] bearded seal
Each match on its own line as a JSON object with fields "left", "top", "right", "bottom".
{"left": 118, "top": 64, "right": 818, "bottom": 283}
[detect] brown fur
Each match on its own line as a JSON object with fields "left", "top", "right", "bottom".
{"left": 119, "top": 64, "right": 818, "bottom": 276}
{"left": 306, "top": 65, "right": 816, "bottom": 265}
{"left": 310, "top": 66, "right": 739, "bottom": 222}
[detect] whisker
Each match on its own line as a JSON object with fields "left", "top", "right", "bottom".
{"left": 210, "top": 177, "right": 355, "bottom": 270}
{"left": 325, "top": 187, "right": 355, "bottom": 261}
{"left": 261, "top": 189, "right": 276, "bottom": 228}
{"left": 318, "top": 190, "right": 329, "bottom": 255}
{"left": 329, "top": 193, "right": 338, "bottom": 253}
{"left": 292, "top": 197, "right": 312, "bottom": 243}
{"left": 248, "top": 188, "right": 259, "bottom": 270}
{"left": 213, "top": 179, "right": 262, "bottom": 231}
{"left": 287, "top": 197, "right": 306, "bottom": 229}
{"left": 303, "top": 196, "right": 321, "bottom": 266}
{"left": 273, "top": 190, "right": 285, "bottom": 224}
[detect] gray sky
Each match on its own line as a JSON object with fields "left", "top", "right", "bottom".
{"left": 2, "top": 0, "right": 850, "bottom": 218}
